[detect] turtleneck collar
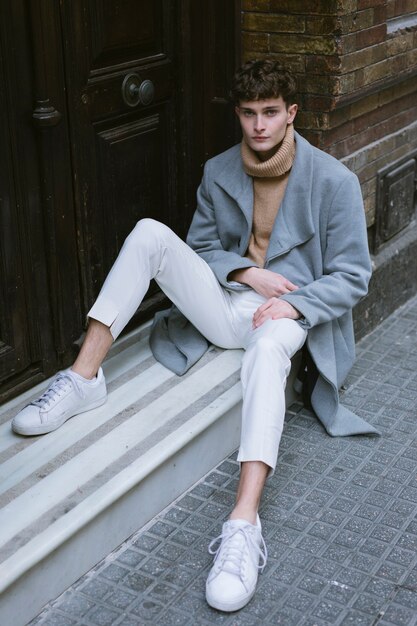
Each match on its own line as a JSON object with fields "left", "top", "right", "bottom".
{"left": 241, "top": 123, "right": 295, "bottom": 178}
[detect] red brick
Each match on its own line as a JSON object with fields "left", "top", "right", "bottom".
{"left": 341, "top": 42, "right": 386, "bottom": 72}
{"left": 386, "top": 0, "right": 396, "bottom": 19}
{"left": 296, "top": 111, "right": 330, "bottom": 130}
{"left": 392, "top": 0, "right": 417, "bottom": 16}
{"left": 242, "top": 13, "right": 305, "bottom": 33}
{"left": 242, "top": 0, "right": 270, "bottom": 10}
{"left": 372, "top": 5, "right": 387, "bottom": 24}
{"left": 361, "top": 178, "right": 377, "bottom": 198}
{"left": 302, "top": 74, "right": 341, "bottom": 96}
{"left": 337, "top": 0, "right": 358, "bottom": 14}
{"left": 356, "top": 23, "right": 387, "bottom": 48}
{"left": 323, "top": 139, "right": 346, "bottom": 161}
{"left": 322, "top": 119, "right": 355, "bottom": 145}
{"left": 386, "top": 32, "right": 414, "bottom": 56}
{"left": 357, "top": 136, "right": 417, "bottom": 181}
{"left": 349, "top": 93, "right": 380, "bottom": 119}
{"left": 327, "top": 106, "right": 417, "bottom": 162}
{"left": 339, "top": 72, "right": 356, "bottom": 94}
{"left": 378, "top": 76, "right": 417, "bottom": 106}
{"left": 270, "top": 33, "right": 340, "bottom": 54}
{"left": 241, "top": 31, "right": 270, "bottom": 53}
{"left": 353, "top": 91, "right": 416, "bottom": 133}
{"left": 353, "top": 106, "right": 383, "bottom": 135}
{"left": 395, "top": 124, "right": 417, "bottom": 148}
{"left": 276, "top": 54, "right": 306, "bottom": 73}
{"left": 359, "top": 57, "right": 394, "bottom": 87}
{"left": 405, "top": 0, "right": 416, "bottom": 12}
{"left": 391, "top": 52, "right": 408, "bottom": 73}
{"left": 241, "top": 51, "right": 307, "bottom": 75}
{"left": 269, "top": 0, "right": 339, "bottom": 14}
{"left": 340, "top": 10, "right": 374, "bottom": 33}
{"left": 366, "top": 137, "right": 398, "bottom": 165}
{"left": 302, "top": 94, "right": 337, "bottom": 111}
{"left": 327, "top": 137, "right": 357, "bottom": 161}
{"left": 305, "top": 15, "right": 342, "bottom": 35}
{"left": 329, "top": 104, "right": 356, "bottom": 128}
{"left": 341, "top": 32, "right": 358, "bottom": 53}
{"left": 363, "top": 196, "right": 374, "bottom": 224}
{"left": 358, "top": 0, "right": 386, "bottom": 9}
{"left": 406, "top": 48, "right": 417, "bottom": 67}
{"left": 296, "top": 128, "right": 323, "bottom": 147}
{"left": 305, "top": 54, "right": 342, "bottom": 74}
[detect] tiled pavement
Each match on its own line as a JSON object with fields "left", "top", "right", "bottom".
{"left": 31, "top": 294, "right": 417, "bottom": 626}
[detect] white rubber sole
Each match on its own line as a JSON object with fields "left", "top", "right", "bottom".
{"left": 206, "top": 586, "right": 256, "bottom": 613}
{"left": 12, "top": 395, "right": 108, "bottom": 436}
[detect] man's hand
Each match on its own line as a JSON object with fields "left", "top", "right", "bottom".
{"left": 229, "top": 267, "right": 299, "bottom": 299}
{"left": 252, "top": 298, "right": 301, "bottom": 328}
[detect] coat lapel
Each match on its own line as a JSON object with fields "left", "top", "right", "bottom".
{"left": 266, "top": 131, "right": 315, "bottom": 262}
{"left": 214, "top": 148, "right": 253, "bottom": 231}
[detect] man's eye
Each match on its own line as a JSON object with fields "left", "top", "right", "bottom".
{"left": 243, "top": 111, "right": 254, "bottom": 116}
{"left": 266, "top": 110, "right": 278, "bottom": 116}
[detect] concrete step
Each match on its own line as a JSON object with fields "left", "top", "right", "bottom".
{"left": 0, "top": 322, "right": 300, "bottom": 626}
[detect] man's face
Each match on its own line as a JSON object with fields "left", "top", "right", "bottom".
{"left": 235, "top": 96, "right": 297, "bottom": 161}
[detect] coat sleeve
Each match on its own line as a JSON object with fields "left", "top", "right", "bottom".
{"left": 281, "top": 173, "right": 372, "bottom": 328}
{"left": 186, "top": 161, "right": 257, "bottom": 289}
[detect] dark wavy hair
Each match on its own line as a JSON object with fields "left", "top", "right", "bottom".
{"left": 230, "top": 59, "right": 298, "bottom": 109}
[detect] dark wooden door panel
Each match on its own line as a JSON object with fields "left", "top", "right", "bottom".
{"left": 94, "top": 111, "right": 173, "bottom": 254}
{"left": 0, "top": 152, "right": 30, "bottom": 382}
{"left": 0, "top": 0, "right": 83, "bottom": 400}
{"left": 87, "top": 0, "right": 164, "bottom": 71}
{"left": 61, "top": 0, "right": 177, "bottom": 312}
{"left": 0, "top": 7, "right": 33, "bottom": 384}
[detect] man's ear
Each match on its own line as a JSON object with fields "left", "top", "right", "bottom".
{"left": 287, "top": 103, "right": 298, "bottom": 124}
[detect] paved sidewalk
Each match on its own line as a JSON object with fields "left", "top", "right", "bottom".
{"left": 31, "top": 295, "right": 417, "bottom": 626}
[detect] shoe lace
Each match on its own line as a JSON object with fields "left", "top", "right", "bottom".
{"left": 208, "top": 522, "right": 268, "bottom": 576}
{"left": 30, "top": 372, "right": 83, "bottom": 410}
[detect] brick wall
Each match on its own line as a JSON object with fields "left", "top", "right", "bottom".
{"left": 241, "top": 0, "right": 417, "bottom": 246}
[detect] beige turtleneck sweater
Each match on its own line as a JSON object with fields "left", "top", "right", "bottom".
{"left": 241, "top": 123, "right": 295, "bottom": 267}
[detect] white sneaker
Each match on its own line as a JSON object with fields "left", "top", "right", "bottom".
{"left": 206, "top": 515, "right": 267, "bottom": 612}
{"left": 11, "top": 368, "right": 107, "bottom": 436}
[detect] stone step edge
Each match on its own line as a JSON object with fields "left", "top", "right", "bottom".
{"left": 0, "top": 381, "right": 242, "bottom": 595}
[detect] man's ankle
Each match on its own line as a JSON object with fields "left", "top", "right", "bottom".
{"left": 229, "top": 508, "right": 258, "bottom": 525}
{"left": 70, "top": 366, "right": 97, "bottom": 381}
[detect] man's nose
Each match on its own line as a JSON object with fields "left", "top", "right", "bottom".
{"left": 253, "top": 115, "right": 265, "bottom": 132}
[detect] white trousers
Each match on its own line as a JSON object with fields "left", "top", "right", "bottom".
{"left": 88, "top": 219, "right": 307, "bottom": 471}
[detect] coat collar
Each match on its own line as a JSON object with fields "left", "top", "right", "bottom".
{"left": 215, "top": 146, "right": 254, "bottom": 229}
{"left": 214, "top": 132, "right": 316, "bottom": 260}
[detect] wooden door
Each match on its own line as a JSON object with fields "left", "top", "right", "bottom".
{"left": 0, "top": 0, "right": 240, "bottom": 402}
{"left": 60, "top": 1, "right": 180, "bottom": 321}
{"left": 0, "top": 0, "right": 79, "bottom": 400}
{"left": 60, "top": 0, "right": 240, "bottom": 324}
{"left": 0, "top": 57, "right": 31, "bottom": 385}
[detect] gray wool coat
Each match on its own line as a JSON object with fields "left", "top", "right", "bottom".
{"left": 150, "top": 131, "right": 379, "bottom": 437}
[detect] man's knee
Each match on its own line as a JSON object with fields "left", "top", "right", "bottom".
{"left": 251, "top": 334, "right": 288, "bottom": 359}
{"left": 127, "top": 218, "right": 170, "bottom": 247}
{"left": 244, "top": 325, "right": 296, "bottom": 375}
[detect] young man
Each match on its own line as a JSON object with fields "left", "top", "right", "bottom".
{"left": 12, "top": 60, "right": 377, "bottom": 612}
